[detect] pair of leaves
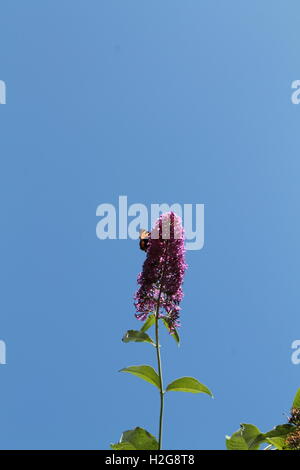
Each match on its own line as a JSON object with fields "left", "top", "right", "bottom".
{"left": 119, "top": 365, "right": 213, "bottom": 396}
{"left": 141, "top": 314, "right": 180, "bottom": 345}
{"left": 226, "top": 423, "right": 295, "bottom": 450}
{"left": 111, "top": 427, "right": 158, "bottom": 450}
{"left": 123, "top": 314, "right": 180, "bottom": 347}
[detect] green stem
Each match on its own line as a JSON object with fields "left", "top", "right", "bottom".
{"left": 155, "top": 295, "right": 164, "bottom": 450}
{"left": 155, "top": 241, "right": 169, "bottom": 450}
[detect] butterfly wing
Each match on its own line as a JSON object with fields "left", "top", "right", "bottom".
{"left": 139, "top": 229, "right": 150, "bottom": 251}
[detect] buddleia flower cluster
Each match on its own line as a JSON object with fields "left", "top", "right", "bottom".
{"left": 134, "top": 212, "right": 187, "bottom": 332}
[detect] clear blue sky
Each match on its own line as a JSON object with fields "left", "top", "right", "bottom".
{"left": 0, "top": 1, "right": 299, "bottom": 450}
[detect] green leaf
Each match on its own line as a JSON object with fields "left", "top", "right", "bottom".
{"left": 162, "top": 318, "right": 180, "bottom": 345}
{"left": 122, "top": 330, "right": 155, "bottom": 346}
{"left": 240, "top": 424, "right": 263, "bottom": 450}
{"left": 292, "top": 388, "right": 300, "bottom": 409}
{"left": 119, "top": 365, "right": 160, "bottom": 389}
{"left": 140, "top": 314, "right": 155, "bottom": 333}
{"left": 111, "top": 427, "right": 159, "bottom": 450}
{"left": 110, "top": 442, "right": 136, "bottom": 450}
{"left": 226, "top": 424, "right": 263, "bottom": 450}
{"left": 266, "top": 436, "right": 286, "bottom": 450}
{"left": 249, "top": 424, "right": 294, "bottom": 449}
{"left": 226, "top": 430, "right": 248, "bottom": 450}
{"left": 251, "top": 424, "right": 294, "bottom": 447}
{"left": 263, "top": 424, "right": 294, "bottom": 439}
{"left": 166, "top": 377, "right": 213, "bottom": 396}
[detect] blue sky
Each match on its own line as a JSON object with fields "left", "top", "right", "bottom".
{"left": 0, "top": 1, "right": 299, "bottom": 450}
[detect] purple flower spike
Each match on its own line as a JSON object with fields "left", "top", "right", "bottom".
{"left": 134, "top": 212, "right": 187, "bottom": 332}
